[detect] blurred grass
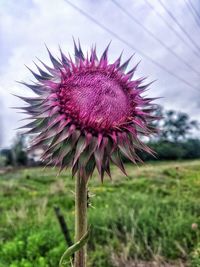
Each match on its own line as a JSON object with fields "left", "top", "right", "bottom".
{"left": 0, "top": 160, "right": 200, "bottom": 266}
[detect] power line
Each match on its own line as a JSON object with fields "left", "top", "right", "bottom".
{"left": 111, "top": 0, "right": 200, "bottom": 76}
{"left": 188, "top": 0, "right": 200, "bottom": 22}
{"left": 64, "top": 0, "right": 200, "bottom": 92}
{"left": 186, "top": 0, "right": 200, "bottom": 28}
{"left": 184, "top": 0, "right": 200, "bottom": 28}
{"left": 144, "top": 0, "right": 200, "bottom": 59}
{"left": 158, "top": 0, "right": 200, "bottom": 55}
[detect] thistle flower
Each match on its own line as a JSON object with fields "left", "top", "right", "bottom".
{"left": 17, "top": 41, "right": 158, "bottom": 181}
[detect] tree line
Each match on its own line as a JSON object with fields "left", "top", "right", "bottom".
{"left": 140, "top": 106, "right": 200, "bottom": 161}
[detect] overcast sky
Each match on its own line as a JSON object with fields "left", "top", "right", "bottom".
{"left": 0, "top": 0, "right": 200, "bottom": 148}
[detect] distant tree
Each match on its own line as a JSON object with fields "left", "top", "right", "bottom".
{"left": 0, "top": 149, "right": 13, "bottom": 165}
{"left": 156, "top": 108, "right": 199, "bottom": 142}
{"left": 0, "top": 155, "right": 6, "bottom": 167}
{"left": 138, "top": 106, "right": 200, "bottom": 161}
{"left": 11, "top": 133, "right": 28, "bottom": 166}
{"left": 182, "top": 139, "right": 200, "bottom": 159}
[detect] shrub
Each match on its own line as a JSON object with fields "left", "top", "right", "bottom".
{"left": 190, "top": 243, "right": 200, "bottom": 267}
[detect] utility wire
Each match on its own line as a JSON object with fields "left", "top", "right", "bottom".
{"left": 64, "top": 0, "right": 200, "bottom": 92}
{"left": 188, "top": 0, "right": 200, "bottom": 22}
{"left": 111, "top": 0, "right": 200, "bottom": 76}
{"left": 184, "top": 0, "right": 200, "bottom": 28}
{"left": 158, "top": 0, "right": 200, "bottom": 55}
{"left": 144, "top": 0, "right": 200, "bottom": 59}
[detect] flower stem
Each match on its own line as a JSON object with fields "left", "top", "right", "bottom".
{"left": 74, "top": 175, "right": 88, "bottom": 267}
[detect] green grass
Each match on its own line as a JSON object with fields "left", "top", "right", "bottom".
{"left": 0, "top": 160, "right": 200, "bottom": 267}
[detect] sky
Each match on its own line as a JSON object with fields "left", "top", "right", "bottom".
{"left": 0, "top": 0, "right": 200, "bottom": 148}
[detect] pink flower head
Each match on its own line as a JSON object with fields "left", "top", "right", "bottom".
{"left": 17, "top": 41, "right": 158, "bottom": 181}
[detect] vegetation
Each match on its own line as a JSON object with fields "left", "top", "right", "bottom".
{"left": 0, "top": 161, "right": 200, "bottom": 266}
{"left": 155, "top": 107, "right": 199, "bottom": 142}
{"left": 0, "top": 134, "right": 28, "bottom": 167}
{"left": 141, "top": 107, "right": 200, "bottom": 161}
{"left": 141, "top": 138, "right": 200, "bottom": 161}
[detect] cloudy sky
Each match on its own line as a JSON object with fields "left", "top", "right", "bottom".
{"left": 0, "top": 0, "right": 200, "bottom": 148}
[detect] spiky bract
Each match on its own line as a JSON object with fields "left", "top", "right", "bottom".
{"left": 17, "top": 41, "right": 158, "bottom": 181}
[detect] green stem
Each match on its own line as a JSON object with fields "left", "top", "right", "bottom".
{"left": 59, "top": 229, "right": 90, "bottom": 267}
{"left": 74, "top": 175, "right": 88, "bottom": 267}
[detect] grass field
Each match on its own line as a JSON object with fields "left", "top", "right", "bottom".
{"left": 0, "top": 160, "right": 200, "bottom": 267}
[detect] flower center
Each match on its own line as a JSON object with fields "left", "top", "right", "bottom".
{"left": 59, "top": 70, "right": 130, "bottom": 131}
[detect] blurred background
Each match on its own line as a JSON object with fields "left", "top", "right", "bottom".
{"left": 0, "top": 1, "right": 200, "bottom": 267}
